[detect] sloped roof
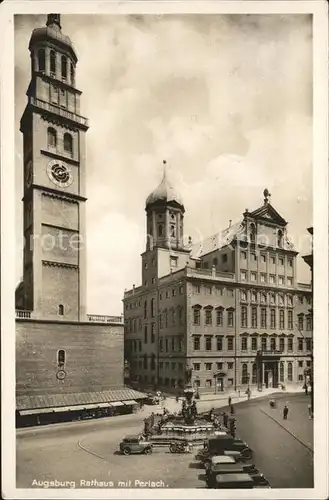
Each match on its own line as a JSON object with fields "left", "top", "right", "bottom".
{"left": 191, "top": 221, "right": 245, "bottom": 258}
{"left": 16, "top": 388, "right": 147, "bottom": 410}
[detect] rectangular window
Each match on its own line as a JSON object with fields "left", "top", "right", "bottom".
{"left": 193, "top": 308, "right": 201, "bottom": 325}
{"left": 216, "top": 336, "right": 223, "bottom": 351}
{"left": 278, "top": 276, "right": 284, "bottom": 285}
{"left": 151, "top": 323, "right": 155, "bottom": 343}
{"left": 171, "top": 337, "right": 175, "bottom": 351}
{"left": 306, "top": 338, "right": 312, "bottom": 351}
{"left": 279, "top": 309, "right": 285, "bottom": 329}
{"left": 193, "top": 284, "right": 200, "bottom": 294}
{"left": 241, "top": 306, "right": 248, "bottom": 328}
{"left": 205, "top": 336, "right": 212, "bottom": 351}
{"left": 144, "top": 326, "right": 148, "bottom": 343}
{"left": 261, "top": 254, "right": 266, "bottom": 263}
{"left": 261, "top": 308, "right": 267, "bottom": 328}
{"left": 165, "top": 338, "right": 169, "bottom": 352}
{"left": 179, "top": 285, "right": 183, "bottom": 294}
{"left": 222, "top": 254, "right": 228, "bottom": 263}
{"left": 217, "top": 362, "right": 223, "bottom": 370}
{"left": 172, "top": 288, "right": 176, "bottom": 296}
{"left": 241, "top": 337, "right": 248, "bottom": 351}
{"left": 270, "top": 337, "right": 276, "bottom": 350}
{"left": 205, "top": 362, "right": 212, "bottom": 370}
{"left": 298, "top": 361, "right": 303, "bottom": 368}
{"left": 298, "top": 296, "right": 304, "bottom": 304}
{"left": 270, "top": 309, "right": 276, "bottom": 328}
{"left": 288, "top": 310, "right": 293, "bottom": 329}
{"left": 298, "top": 374, "right": 304, "bottom": 381}
{"left": 227, "top": 336, "right": 234, "bottom": 351}
{"left": 298, "top": 338, "right": 304, "bottom": 351}
{"left": 298, "top": 315, "right": 304, "bottom": 331}
{"left": 204, "top": 285, "right": 212, "bottom": 295}
{"left": 251, "top": 291, "right": 257, "bottom": 302}
{"left": 205, "top": 379, "right": 212, "bottom": 388}
{"left": 241, "top": 251, "right": 247, "bottom": 259}
{"left": 279, "top": 257, "right": 284, "bottom": 266}
{"left": 250, "top": 252, "right": 257, "bottom": 261}
{"left": 251, "top": 337, "right": 257, "bottom": 350}
{"left": 227, "top": 311, "right": 234, "bottom": 327}
{"left": 228, "top": 362, "right": 234, "bottom": 370}
{"left": 159, "top": 338, "right": 163, "bottom": 352}
{"left": 288, "top": 338, "right": 293, "bottom": 351}
{"left": 260, "top": 273, "right": 266, "bottom": 283}
{"left": 241, "top": 270, "right": 247, "bottom": 281}
{"left": 193, "top": 363, "right": 200, "bottom": 371}
{"left": 269, "top": 275, "right": 275, "bottom": 284}
{"left": 240, "top": 290, "right": 247, "bottom": 302}
{"left": 279, "top": 337, "right": 285, "bottom": 352}
{"left": 288, "top": 259, "right": 293, "bottom": 267}
{"left": 306, "top": 360, "right": 311, "bottom": 367}
{"left": 193, "top": 337, "right": 200, "bottom": 350}
{"left": 216, "top": 309, "right": 223, "bottom": 326}
{"left": 251, "top": 307, "right": 257, "bottom": 328}
{"left": 271, "top": 256, "right": 276, "bottom": 264}
{"left": 261, "top": 337, "right": 267, "bottom": 351}
{"left": 250, "top": 272, "right": 257, "bottom": 282}
{"left": 287, "top": 277, "right": 293, "bottom": 286}
{"left": 205, "top": 309, "right": 212, "bottom": 325}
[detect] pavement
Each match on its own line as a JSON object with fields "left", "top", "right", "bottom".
{"left": 16, "top": 391, "right": 313, "bottom": 490}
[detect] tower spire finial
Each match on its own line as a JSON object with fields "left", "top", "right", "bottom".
{"left": 162, "top": 159, "right": 167, "bottom": 179}
{"left": 46, "top": 14, "right": 61, "bottom": 30}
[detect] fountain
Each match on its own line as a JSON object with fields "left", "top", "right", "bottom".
{"left": 157, "top": 367, "right": 215, "bottom": 443}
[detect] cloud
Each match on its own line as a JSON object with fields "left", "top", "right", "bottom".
{"left": 15, "top": 14, "right": 312, "bottom": 314}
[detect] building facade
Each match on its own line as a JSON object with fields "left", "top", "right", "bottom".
{"left": 15, "top": 14, "right": 143, "bottom": 424}
{"left": 123, "top": 172, "right": 313, "bottom": 394}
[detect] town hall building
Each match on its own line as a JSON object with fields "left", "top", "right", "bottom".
{"left": 123, "top": 166, "right": 313, "bottom": 394}
{"left": 15, "top": 14, "right": 144, "bottom": 426}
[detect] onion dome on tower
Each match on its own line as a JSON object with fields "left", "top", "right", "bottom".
{"left": 145, "top": 161, "right": 185, "bottom": 251}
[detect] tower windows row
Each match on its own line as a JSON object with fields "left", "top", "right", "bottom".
{"left": 192, "top": 305, "right": 234, "bottom": 327}
{"left": 241, "top": 305, "right": 294, "bottom": 330}
{"left": 47, "top": 127, "right": 73, "bottom": 155}
{"left": 248, "top": 223, "right": 283, "bottom": 248}
{"left": 37, "top": 48, "right": 75, "bottom": 85}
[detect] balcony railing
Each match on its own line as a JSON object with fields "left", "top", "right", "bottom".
{"left": 260, "top": 349, "right": 284, "bottom": 356}
{"left": 16, "top": 310, "right": 32, "bottom": 319}
{"left": 87, "top": 314, "right": 124, "bottom": 324}
{"left": 29, "top": 97, "right": 89, "bottom": 127}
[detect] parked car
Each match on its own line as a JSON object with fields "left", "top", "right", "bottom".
{"left": 145, "top": 394, "right": 160, "bottom": 405}
{"left": 119, "top": 434, "right": 153, "bottom": 455}
{"left": 200, "top": 436, "right": 253, "bottom": 462}
{"left": 210, "top": 473, "right": 255, "bottom": 489}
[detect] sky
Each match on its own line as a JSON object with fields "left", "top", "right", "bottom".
{"left": 15, "top": 13, "right": 313, "bottom": 316}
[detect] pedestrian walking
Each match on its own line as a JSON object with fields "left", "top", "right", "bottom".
{"left": 283, "top": 404, "right": 289, "bottom": 420}
{"left": 307, "top": 404, "right": 313, "bottom": 419}
{"left": 228, "top": 396, "right": 232, "bottom": 406}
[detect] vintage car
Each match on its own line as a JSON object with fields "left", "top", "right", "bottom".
{"left": 144, "top": 394, "right": 160, "bottom": 405}
{"left": 119, "top": 434, "right": 153, "bottom": 455}
{"left": 199, "top": 436, "right": 253, "bottom": 462}
{"left": 211, "top": 473, "right": 255, "bottom": 489}
{"left": 203, "top": 455, "right": 236, "bottom": 471}
{"left": 206, "top": 461, "right": 258, "bottom": 477}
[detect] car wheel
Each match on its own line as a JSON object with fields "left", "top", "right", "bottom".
{"left": 144, "top": 447, "right": 152, "bottom": 455}
{"left": 122, "top": 447, "right": 131, "bottom": 456}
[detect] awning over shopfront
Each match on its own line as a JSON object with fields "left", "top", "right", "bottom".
{"left": 16, "top": 388, "right": 147, "bottom": 413}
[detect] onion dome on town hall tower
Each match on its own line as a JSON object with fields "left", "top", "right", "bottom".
{"left": 145, "top": 161, "right": 185, "bottom": 251}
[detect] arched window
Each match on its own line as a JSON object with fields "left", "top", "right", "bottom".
{"left": 252, "top": 363, "right": 257, "bottom": 384}
{"left": 50, "top": 50, "right": 56, "bottom": 75}
{"left": 250, "top": 223, "right": 256, "bottom": 242}
{"left": 61, "top": 55, "right": 67, "bottom": 80}
{"left": 47, "top": 127, "right": 57, "bottom": 148}
{"left": 280, "top": 362, "right": 284, "bottom": 382}
{"left": 170, "top": 224, "right": 176, "bottom": 237}
{"left": 58, "top": 304, "right": 64, "bottom": 316}
{"left": 63, "top": 133, "right": 73, "bottom": 155}
{"left": 277, "top": 230, "right": 283, "bottom": 248}
{"left": 241, "top": 363, "right": 249, "bottom": 384}
{"left": 70, "top": 61, "right": 75, "bottom": 86}
{"left": 57, "top": 349, "right": 65, "bottom": 367}
{"left": 287, "top": 362, "right": 293, "bottom": 381}
{"left": 38, "top": 48, "right": 45, "bottom": 72}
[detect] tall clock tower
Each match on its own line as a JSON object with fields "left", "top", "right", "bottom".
{"left": 19, "top": 14, "right": 88, "bottom": 321}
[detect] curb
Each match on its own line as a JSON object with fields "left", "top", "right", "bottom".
{"left": 259, "top": 408, "right": 313, "bottom": 453}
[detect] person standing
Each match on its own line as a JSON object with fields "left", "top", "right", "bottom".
{"left": 283, "top": 404, "right": 289, "bottom": 420}
{"left": 228, "top": 396, "right": 232, "bottom": 407}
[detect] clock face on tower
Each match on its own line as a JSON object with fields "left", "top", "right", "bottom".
{"left": 25, "top": 160, "right": 33, "bottom": 188}
{"left": 47, "top": 160, "right": 73, "bottom": 188}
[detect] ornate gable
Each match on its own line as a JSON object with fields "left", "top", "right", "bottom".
{"left": 249, "top": 203, "right": 287, "bottom": 226}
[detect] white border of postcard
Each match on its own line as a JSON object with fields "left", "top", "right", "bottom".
{"left": 1, "top": 1, "right": 328, "bottom": 499}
